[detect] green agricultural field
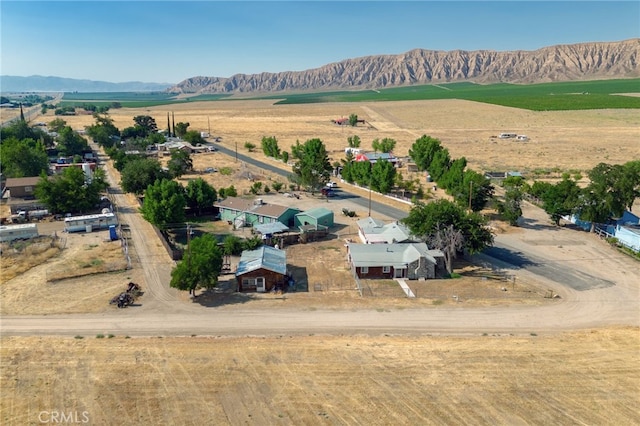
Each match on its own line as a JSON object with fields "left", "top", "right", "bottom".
{"left": 60, "top": 91, "right": 186, "bottom": 108}
{"left": 59, "top": 79, "right": 640, "bottom": 111}
{"left": 268, "top": 79, "right": 640, "bottom": 110}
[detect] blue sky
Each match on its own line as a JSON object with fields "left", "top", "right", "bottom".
{"left": 1, "top": 1, "right": 638, "bottom": 83}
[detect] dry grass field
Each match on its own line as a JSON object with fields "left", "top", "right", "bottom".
{"left": 53, "top": 99, "right": 640, "bottom": 174}
{"left": 2, "top": 99, "right": 637, "bottom": 425}
{"left": 1, "top": 327, "right": 638, "bottom": 425}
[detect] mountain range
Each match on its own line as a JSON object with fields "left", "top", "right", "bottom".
{"left": 2, "top": 39, "right": 638, "bottom": 94}
{"left": 0, "top": 76, "right": 173, "bottom": 93}
{"left": 172, "top": 39, "right": 639, "bottom": 94}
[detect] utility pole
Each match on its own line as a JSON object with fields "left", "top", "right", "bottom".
{"left": 235, "top": 141, "right": 238, "bottom": 162}
{"left": 186, "top": 223, "right": 193, "bottom": 296}
{"left": 208, "top": 116, "right": 211, "bottom": 135}
{"left": 368, "top": 175, "right": 372, "bottom": 217}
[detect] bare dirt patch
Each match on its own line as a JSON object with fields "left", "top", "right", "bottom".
{"left": 1, "top": 327, "right": 638, "bottom": 425}
{"left": 0, "top": 231, "right": 142, "bottom": 316}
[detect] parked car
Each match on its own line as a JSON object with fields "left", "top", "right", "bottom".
{"left": 326, "top": 181, "right": 338, "bottom": 188}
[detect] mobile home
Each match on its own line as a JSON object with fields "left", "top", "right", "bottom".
{"left": 64, "top": 212, "right": 118, "bottom": 233}
{"left": 0, "top": 223, "right": 38, "bottom": 243}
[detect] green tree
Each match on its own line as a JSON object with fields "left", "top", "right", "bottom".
{"left": 48, "top": 118, "right": 67, "bottom": 133}
{"left": 272, "top": 181, "right": 284, "bottom": 192}
{"left": 85, "top": 113, "right": 120, "bottom": 148}
{"left": 538, "top": 177, "right": 581, "bottom": 226}
{"left": 281, "top": 151, "right": 289, "bottom": 164}
{"left": 132, "top": 115, "right": 157, "bottom": 137}
{"left": 261, "top": 136, "right": 281, "bottom": 158}
{"left": 578, "top": 163, "right": 627, "bottom": 231}
{"left": 347, "top": 135, "right": 361, "bottom": 148}
{"left": 223, "top": 234, "right": 243, "bottom": 255}
{"left": 35, "top": 167, "right": 107, "bottom": 214}
{"left": 56, "top": 126, "right": 89, "bottom": 156}
{"left": 244, "top": 142, "right": 256, "bottom": 152}
{"left": 185, "top": 178, "right": 217, "bottom": 215}
{"left": 141, "top": 179, "right": 186, "bottom": 228}
{"left": 348, "top": 114, "right": 358, "bottom": 127}
{"left": 120, "top": 157, "right": 168, "bottom": 195}
{"left": 497, "top": 187, "right": 523, "bottom": 226}
{"left": 290, "top": 138, "right": 332, "bottom": 191}
{"left": 0, "top": 137, "right": 49, "bottom": 178}
{"left": 183, "top": 130, "right": 205, "bottom": 145}
{"left": 428, "top": 148, "right": 452, "bottom": 182}
{"left": 459, "top": 170, "right": 494, "bottom": 212}
{"left": 372, "top": 138, "right": 396, "bottom": 153}
{"left": 167, "top": 149, "right": 193, "bottom": 178}
{"left": 616, "top": 161, "right": 640, "bottom": 211}
{"left": 170, "top": 233, "right": 223, "bottom": 294}
{"left": 402, "top": 199, "right": 494, "bottom": 255}
{"left": 174, "top": 122, "right": 190, "bottom": 137}
{"left": 408, "top": 135, "right": 443, "bottom": 172}
{"left": 370, "top": 159, "right": 396, "bottom": 194}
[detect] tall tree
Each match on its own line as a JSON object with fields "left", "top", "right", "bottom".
{"left": 429, "top": 224, "right": 465, "bottom": 275}
{"left": 120, "top": 157, "right": 168, "bottom": 194}
{"left": 170, "top": 233, "right": 223, "bottom": 294}
{"left": 459, "top": 170, "right": 494, "bottom": 212}
{"left": 167, "top": 149, "right": 193, "bottom": 178}
{"left": 56, "top": 126, "right": 89, "bottom": 156}
{"left": 141, "top": 179, "right": 186, "bottom": 228}
{"left": 35, "top": 166, "right": 107, "bottom": 214}
{"left": 579, "top": 163, "right": 626, "bottom": 231}
{"left": 19, "top": 103, "right": 25, "bottom": 122}
{"left": 409, "top": 135, "right": 443, "bottom": 172}
{"left": 402, "top": 199, "right": 494, "bottom": 255}
{"left": 261, "top": 136, "right": 280, "bottom": 158}
{"left": 370, "top": 159, "right": 396, "bottom": 194}
{"left": 174, "top": 122, "right": 190, "bottom": 137}
{"left": 132, "top": 115, "right": 158, "bottom": 137}
{"left": 347, "top": 135, "right": 361, "bottom": 148}
{"left": 185, "top": 178, "right": 217, "bottom": 215}
{"left": 0, "top": 137, "right": 49, "bottom": 178}
{"left": 538, "top": 177, "right": 581, "bottom": 226}
{"left": 290, "top": 138, "right": 332, "bottom": 191}
{"left": 348, "top": 114, "right": 358, "bottom": 127}
{"left": 372, "top": 138, "right": 396, "bottom": 153}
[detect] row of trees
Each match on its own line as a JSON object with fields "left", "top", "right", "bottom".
{"left": 525, "top": 161, "right": 640, "bottom": 230}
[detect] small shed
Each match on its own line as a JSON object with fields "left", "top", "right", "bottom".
{"left": 235, "top": 246, "right": 287, "bottom": 293}
{"left": 294, "top": 207, "right": 334, "bottom": 229}
{"left": 3, "top": 176, "right": 41, "bottom": 198}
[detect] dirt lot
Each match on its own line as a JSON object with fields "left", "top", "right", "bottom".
{"left": 1, "top": 327, "right": 638, "bottom": 425}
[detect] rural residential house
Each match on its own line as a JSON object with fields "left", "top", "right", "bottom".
{"left": 347, "top": 243, "right": 444, "bottom": 280}
{"left": 354, "top": 152, "right": 400, "bottom": 166}
{"left": 356, "top": 217, "right": 417, "bottom": 244}
{"left": 2, "top": 176, "right": 41, "bottom": 199}
{"left": 235, "top": 246, "right": 288, "bottom": 292}
{"left": 215, "top": 197, "right": 300, "bottom": 229}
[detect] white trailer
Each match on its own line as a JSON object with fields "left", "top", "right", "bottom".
{"left": 64, "top": 212, "right": 118, "bottom": 233}
{"left": 0, "top": 223, "right": 39, "bottom": 243}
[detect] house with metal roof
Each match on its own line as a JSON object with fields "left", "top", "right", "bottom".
{"left": 347, "top": 243, "right": 444, "bottom": 280}
{"left": 214, "top": 197, "right": 300, "bottom": 229}
{"left": 356, "top": 217, "right": 417, "bottom": 244}
{"left": 235, "top": 246, "right": 288, "bottom": 292}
